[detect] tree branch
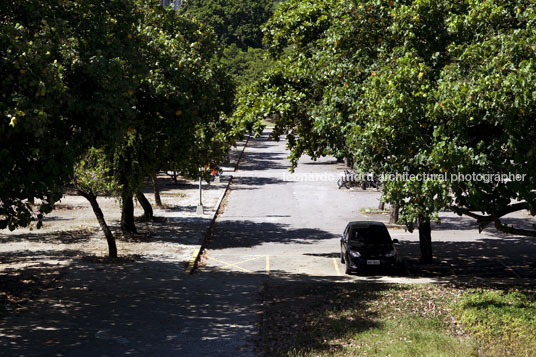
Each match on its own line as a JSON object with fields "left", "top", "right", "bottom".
{"left": 494, "top": 219, "right": 536, "bottom": 237}
{"left": 451, "top": 202, "right": 531, "bottom": 233}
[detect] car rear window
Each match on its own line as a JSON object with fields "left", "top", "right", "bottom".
{"left": 349, "top": 225, "right": 392, "bottom": 244}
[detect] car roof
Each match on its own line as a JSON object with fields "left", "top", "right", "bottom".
{"left": 347, "top": 221, "right": 386, "bottom": 229}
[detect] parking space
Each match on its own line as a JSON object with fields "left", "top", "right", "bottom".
{"left": 203, "top": 249, "right": 535, "bottom": 284}
{"left": 201, "top": 129, "right": 536, "bottom": 285}
{"left": 205, "top": 253, "right": 345, "bottom": 277}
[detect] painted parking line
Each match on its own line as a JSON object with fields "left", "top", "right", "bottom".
{"left": 207, "top": 253, "right": 349, "bottom": 277}
{"left": 209, "top": 255, "right": 272, "bottom": 274}
{"left": 332, "top": 257, "right": 341, "bottom": 276}
{"left": 185, "top": 248, "right": 200, "bottom": 274}
{"left": 210, "top": 256, "right": 254, "bottom": 273}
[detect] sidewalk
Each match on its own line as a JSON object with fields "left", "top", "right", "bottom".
{"left": 0, "top": 142, "right": 249, "bottom": 356}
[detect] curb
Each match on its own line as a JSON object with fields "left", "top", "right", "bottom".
{"left": 186, "top": 175, "right": 232, "bottom": 274}
{"left": 185, "top": 136, "right": 250, "bottom": 274}
{"left": 385, "top": 223, "right": 407, "bottom": 230}
{"left": 220, "top": 134, "right": 250, "bottom": 173}
{"left": 232, "top": 134, "right": 250, "bottom": 172}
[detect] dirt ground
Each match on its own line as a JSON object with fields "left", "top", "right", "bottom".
{"left": 0, "top": 175, "right": 227, "bottom": 313}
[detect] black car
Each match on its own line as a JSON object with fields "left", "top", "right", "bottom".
{"left": 340, "top": 221, "right": 399, "bottom": 274}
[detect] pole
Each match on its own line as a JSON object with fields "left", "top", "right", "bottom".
{"left": 199, "top": 175, "right": 202, "bottom": 205}
{"left": 196, "top": 169, "right": 204, "bottom": 214}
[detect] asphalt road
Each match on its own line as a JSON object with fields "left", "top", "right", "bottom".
{"left": 205, "top": 130, "right": 427, "bottom": 280}
{"left": 2, "top": 129, "right": 533, "bottom": 357}
{"left": 204, "top": 129, "right": 536, "bottom": 284}
{"left": 194, "top": 128, "right": 536, "bottom": 355}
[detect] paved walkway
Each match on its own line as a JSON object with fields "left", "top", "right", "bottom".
{"left": 1, "top": 130, "right": 534, "bottom": 356}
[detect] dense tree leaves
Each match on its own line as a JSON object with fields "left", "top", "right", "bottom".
{"left": 180, "top": 0, "right": 275, "bottom": 49}
{"left": 235, "top": 0, "right": 536, "bottom": 258}
{"left": 220, "top": 44, "right": 273, "bottom": 88}
{"left": 2, "top": 0, "right": 238, "bottom": 240}
{"left": 0, "top": 0, "right": 142, "bottom": 230}
{"left": 72, "top": 2, "right": 236, "bottom": 236}
{"left": 434, "top": 0, "right": 536, "bottom": 235}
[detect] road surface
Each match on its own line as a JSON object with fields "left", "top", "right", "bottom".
{"left": 2, "top": 129, "right": 533, "bottom": 356}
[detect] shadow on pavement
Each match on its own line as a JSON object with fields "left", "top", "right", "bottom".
{"left": 432, "top": 215, "right": 534, "bottom": 238}
{"left": 1, "top": 242, "right": 533, "bottom": 356}
{"left": 0, "top": 229, "right": 98, "bottom": 244}
{"left": 230, "top": 176, "right": 290, "bottom": 190}
{"left": 0, "top": 258, "right": 261, "bottom": 356}
{"left": 237, "top": 151, "right": 289, "bottom": 172}
{"left": 208, "top": 220, "right": 337, "bottom": 249}
{"left": 395, "top": 237, "right": 536, "bottom": 284}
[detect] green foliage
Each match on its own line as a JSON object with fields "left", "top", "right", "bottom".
{"left": 220, "top": 44, "right": 273, "bottom": 88}
{"left": 455, "top": 289, "right": 536, "bottom": 356}
{"left": 235, "top": 0, "right": 536, "bottom": 233}
{"left": 74, "top": 148, "right": 120, "bottom": 197}
{"left": 180, "top": 0, "right": 276, "bottom": 93}
{"left": 180, "top": 0, "right": 275, "bottom": 49}
{"left": 129, "top": 1, "right": 235, "bottom": 183}
{"left": 1, "top": 0, "right": 238, "bottom": 231}
{"left": 434, "top": 1, "right": 536, "bottom": 219}
{"left": 0, "top": 0, "right": 142, "bottom": 230}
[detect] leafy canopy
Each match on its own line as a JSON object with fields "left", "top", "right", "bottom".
{"left": 235, "top": 0, "right": 536, "bottom": 234}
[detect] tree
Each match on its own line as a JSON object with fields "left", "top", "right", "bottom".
{"left": 0, "top": 14, "right": 68, "bottom": 230}
{"left": 180, "top": 0, "right": 276, "bottom": 92}
{"left": 234, "top": 0, "right": 536, "bottom": 262}
{"left": 1, "top": 0, "right": 142, "bottom": 230}
{"left": 2, "top": 0, "right": 236, "bottom": 252}
{"left": 109, "top": 2, "right": 235, "bottom": 235}
{"left": 180, "top": 0, "right": 275, "bottom": 49}
{"left": 434, "top": 0, "right": 536, "bottom": 236}
{"left": 220, "top": 44, "right": 274, "bottom": 88}
{"left": 73, "top": 148, "right": 120, "bottom": 258}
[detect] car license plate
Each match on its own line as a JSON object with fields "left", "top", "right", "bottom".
{"left": 367, "top": 260, "right": 380, "bottom": 265}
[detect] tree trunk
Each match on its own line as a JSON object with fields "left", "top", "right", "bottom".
{"left": 78, "top": 190, "right": 117, "bottom": 258}
{"left": 389, "top": 204, "right": 399, "bottom": 224}
{"left": 152, "top": 174, "right": 162, "bottom": 207}
{"left": 121, "top": 193, "right": 137, "bottom": 235}
{"left": 136, "top": 191, "right": 153, "bottom": 220}
{"left": 418, "top": 215, "right": 433, "bottom": 264}
{"left": 378, "top": 194, "right": 385, "bottom": 210}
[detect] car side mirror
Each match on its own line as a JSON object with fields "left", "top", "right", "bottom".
{"left": 392, "top": 239, "right": 399, "bottom": 244}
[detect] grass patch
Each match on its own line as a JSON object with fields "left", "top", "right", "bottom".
{"left": 359, "top": 207, "right": 391, "bottom": 215}
{"left": 454, "top": 289, "right": 536, "bottom": 356}
{"left": 262, "top": 283, "right": 473, "bottom": 356}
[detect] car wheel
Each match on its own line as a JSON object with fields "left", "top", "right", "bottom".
{"left": 344, "top": 254, "right": 352, "bottom": 274}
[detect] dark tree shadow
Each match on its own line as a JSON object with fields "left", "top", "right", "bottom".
{"left": 230, "top": 176, "right": 290, "bottom": 190}
{"left": 208, "top": 219, "right": 337, "bottom": 249}
{"left": 0, "top": 252, "right": 402, "bottom": 357}
{"left": 0, "top": 229, "right": 98, "bottom": 244}
{"left": 394, "top": 237, "right": 536, "bottom": 284}
{"left": 236, "top": 151, "right": 289, "bottom": 172}
{"left": 0, "top": 237, "right": 534, "bottom": 356}
{"left": 261, "top": 280, "right": 400, "bottom": 356}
